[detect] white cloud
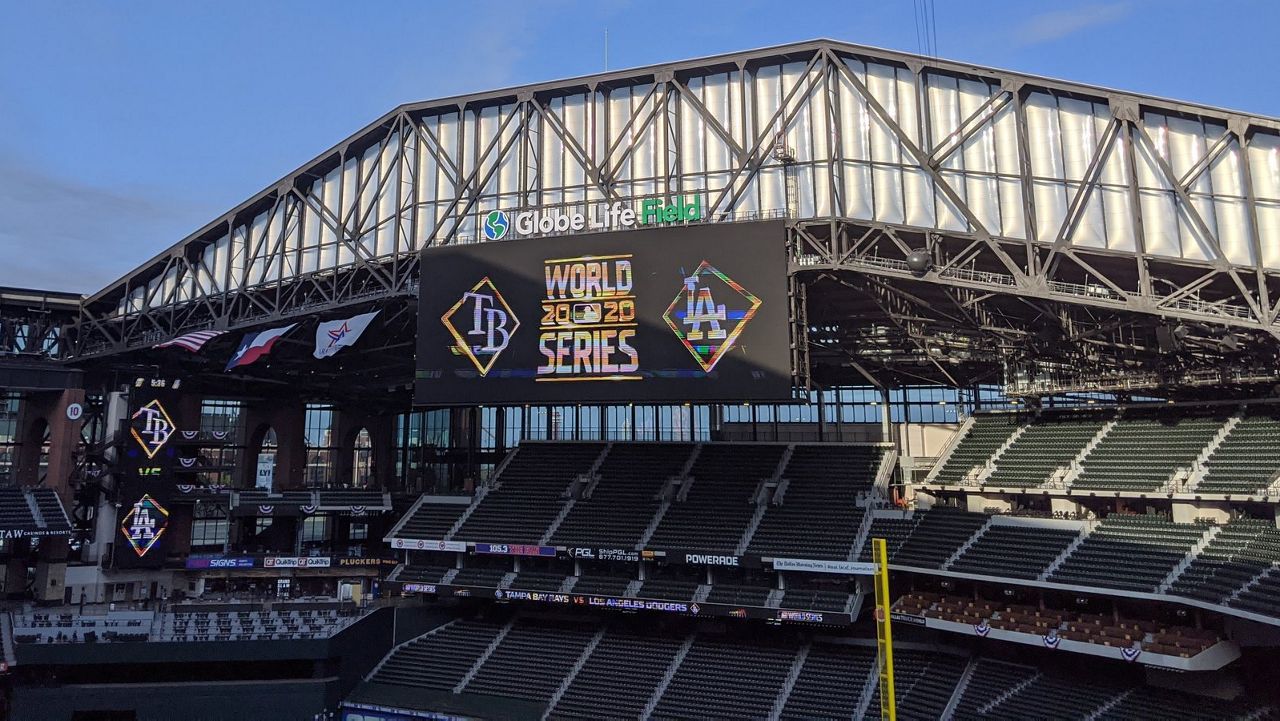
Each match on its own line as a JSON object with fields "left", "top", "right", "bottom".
{"left": 1014, "top": 2, "right": 1131, "bottom": 47}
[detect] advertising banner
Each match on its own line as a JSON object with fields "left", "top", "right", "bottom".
{"left": 389, "top": 538, "right": 467, "bottom": 552}
{"left": 771, "top": 558, "right": 879, "bottom": 575}
{"left": 415, "top": 221, "right": 792, "bottom": 404}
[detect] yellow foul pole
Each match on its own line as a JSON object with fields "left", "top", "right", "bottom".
{"left": 872, "top": 537, "right": 896, "bottom": 721}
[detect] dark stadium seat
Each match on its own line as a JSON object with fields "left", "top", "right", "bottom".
{"left": 1048, "top": 515, "right": 1206, "bottom": 592}
{"left": 649, "top": 638, "right": 798, "bottom": 720}
{"left": 547, "top": 630, "right": 685, "bottom": 720}
{"left": 551, "top": 443, "right": 694, "bottom": 549}
{"left": 392, "top": 501, "right": 469, "bottom": 540}
{"left": 369, "top": 619, "right": 506, "bottom": 690}
{"left": 930, "top": 415, "right": 1022, "bottom": 485}
{"left": 948, "top": 523, "right": 1080, "bottom": 579}
{"left": 452, "top": 443, "right": 604, "bottom": 543}
{"left": 778, "top": 644, "right": 874, "bottom": 721}
{"left": 747, "top": 444, "right": 880, "bottom": 559}
{"left": 1070, "top": 407, "right": 1231, "bottom": 492}
{"left": 647, "top": 444, "right": 786, "bottom": 554}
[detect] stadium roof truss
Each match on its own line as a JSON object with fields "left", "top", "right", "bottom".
{"left": 70, "top": 40, "right": 1280, "bottom": 394}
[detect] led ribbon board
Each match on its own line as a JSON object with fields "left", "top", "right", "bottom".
{"left": 416, "top": 221, "right": 792, "bottom": 404}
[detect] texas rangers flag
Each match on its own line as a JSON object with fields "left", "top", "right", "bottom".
{"left": 314, "top": 311, "right": 379, "bottom": 359}
{"left": 225, "top": 324, "right": 297, "bottom": 371}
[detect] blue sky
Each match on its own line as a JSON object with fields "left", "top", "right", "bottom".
{"left": 2, "top": 0, "right": 1277, "bottom": 292}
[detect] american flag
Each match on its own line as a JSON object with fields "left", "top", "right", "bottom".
{"left": 153, "top": 329, "right": 226, "bottom": 353}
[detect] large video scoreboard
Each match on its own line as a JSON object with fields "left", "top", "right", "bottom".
{"left": 415, "top": 221, "right": 792, "bottom": 405}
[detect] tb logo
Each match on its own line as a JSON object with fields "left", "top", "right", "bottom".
{"left": 130, "top": 399, "right": 175, "bottom": 459}
{"left": 442, "top": 277, "right": 520, "bottom": 376}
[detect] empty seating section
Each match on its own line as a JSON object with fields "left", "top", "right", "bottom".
{"left": 1049, "top": 515, "right": 1205, "bottom": 592}
{"left": 359, "top": 617, "right": 1275, "bottom": 718}
{"left": 868, "top": 649, "right": 966, "bottom": 721}
{"left": 857, "top": 515, "right": 918, "bottom": 562}
{"left": 370, "top": 619, "right": 505, "bottom": 690}
{"left": 637, "top": 578, "right": 701, "bottom": 601}
{"left": 780, "top": 587, "right": 850, "bottom": 612}
{"left": 1169, "top": 519, "right": 1274, "bottom": 603}
{"left": 748, "top": 445, "right": 880, "bottom": 559}
{"left": 932, "top": 415, "right": 1021, "bottom": 484}
{"left": 1095, "top": 687, "right": 1262, "bottom": 721}
{"left": 1230, "top": 567, "right": 1280, "bottom": 616}
{"left": 31, "top": 487, "right": 71, "bottom": 531}
{"left": 552, "top": 443, "right": 693, "bottom": 548}
{"left": 1199, "top": 407, "right": 1280, "bottom": 494}
{"left": 394, "top": 501, "right": 469, "bottom": 539}
{"left": 951, "top": 659, "right": 1039, "bottom": 720}
{"left": 650, "top": 638, "right": 796, "bottom": 720}
{"left": 1072, "top": 408, "right": 1229, "bottom": 491}
{"left": 570, "top": 575, "right": 633, "bottom": 597}
{"left": 984, "top": 412, "right": 1109, "bottom": 487}
{"left": 0, "top": 488, "right": 38, "bottom": 533}
{"left": 508, "top": 571, "right": 568, "bottom": 591}
{"left": 948, "top": 524, "right": 1080, "bottom": 579}
{"left": 450, "top": 567, "right": 509, "bottom": 588}
{"left": 705, "top": 583, "right": 771, "bottom": 607}
{"left": 14, "top": 607, "right": 360, "bottom": 644}
{"left": 980, "top": 674, "right": 1116, "bottom": 720}
{"left": 396, "top": 565, "right": 453, "bottom": 584}
{"left": 453, "top": 443, "right": 602, "bottom": 543}
{"left": 465, "top": 620, "right": 595, "bottom": 702}
{"left": 779, "top": 644, "right": 874, "bottom": 720}
{"left": 648, "top": 444, "right": 785, "bottom": 554}
{"left": 548, "top": 631, "right": 684, "bottom": 720}
{"left": 891, "top": 508, "right": 989, "bottom": 568}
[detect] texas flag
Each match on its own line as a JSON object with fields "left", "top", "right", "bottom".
{"left": 314, "top": 310, "right": 379, "bottom": 359}
{"left": 225, "top": 324, "right": 297, "bottom": 371}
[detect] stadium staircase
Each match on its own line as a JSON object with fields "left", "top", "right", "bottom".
{"left": 452, "top": 619, "right": 514, "bottom": 693}
{"left": 1084, "top": 688, "right": 1135, "bottom": 720}
{"left": 1182, "top": 412, "right": 1242, "bottom": 492}
{"left": 973, "top": 670, "right": 1041, "bottom": 716}
{"left": 1159, "top": 525, "right": 1221, "bottom": 593}
{"left": 873, "top": 445, "right": 897, "bottom": 495}
{"left": 1038, "top": 525, "right": 1092, "bottom": 581}
{"left": 1060, "top": 417, "right": 1118, "bottom": 488}
{"left": 733, "top": 445, "right": 793, "bottom": 555}
{"left": 640, "top": 634, "right": 695, "bottom": 719}
{"left": 538, "top": 495, "right": 577, "bottom": 545}
{"left": 766, "top": 643, "right": 809, "bottom": 721}
{"left": 940, "top": 517, "right": 993, "bottom": 571}
{"left": 441, "top": 485, "right": 491, "bottom": 541}
{"left": 852, "top": 662, "right": 879, "bottom": 721}
{"left": 923, "top": 414, "right": 977, "bottom": 484}
{"left": 364, "top": 620, "right": 458, "bottom": 682}
{"left": 974, "top": 422, "right": 1031, "bottom": 485}
{"left": 765, "top": 588, "right": 785, "bottom": 608}
{"left": 540, "top": 627, "right": 605, "bottom": 721}
{"left": 939, "top": 657, "right": 978, "bottom": 721}
{"left": 848, "top": 507, "right": 877, "bottom": 562}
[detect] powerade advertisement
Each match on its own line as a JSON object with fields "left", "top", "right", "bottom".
{"left": 415, "top": 220, "right": 792, "bottom": 405}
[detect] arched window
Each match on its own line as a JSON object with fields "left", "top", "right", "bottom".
{"left": 352, "top": 428, "right": 372, "bottom": 488}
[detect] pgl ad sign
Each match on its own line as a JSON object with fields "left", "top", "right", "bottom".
{"left": 483, "top": 193, "right": 705, "bottom": 241}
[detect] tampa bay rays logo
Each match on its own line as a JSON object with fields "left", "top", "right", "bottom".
{"left": 442, "top": 277, "right": 519, "bottom": 376}
{"left": 130, "top": 399, "right": 175, "bottom": 459}
{"left": 483, "top": 210, "right": 510, "bottom": 240}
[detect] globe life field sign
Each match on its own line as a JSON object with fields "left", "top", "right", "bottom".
{"left": 416, "top": 220, "right": 793, "bottom": 405}
{"left": 482, "top": 193, "right": 705, "bottom": 241}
